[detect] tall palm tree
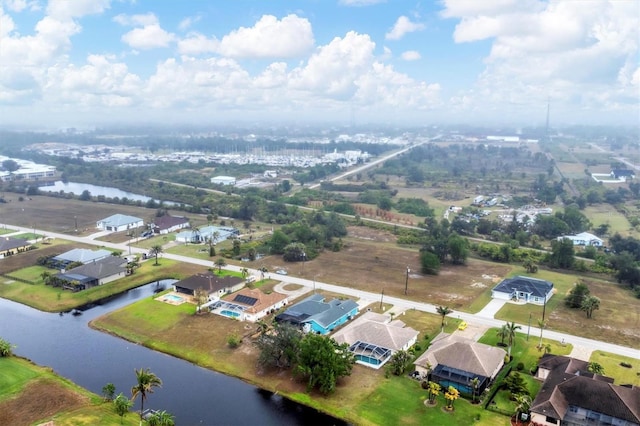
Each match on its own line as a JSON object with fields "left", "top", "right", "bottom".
{"left": 149, "top": 245, "right": 163, "bottom": 266}
{"left": 436, "top": 306, "right": 452, "bottom": 333}
{"left": 40, "top": 271, "right": 52, "bottom": 285}
{"left": 496, "top": 324, "right": 509, "bottom": 346}
{"left": 241, "top": 267, "right": 249, "bottom": 279}
{"left": 215, "top": 257, "right": 226, "bottom": 273}
{"left": 470, "top": 377, "right": 481, "bottom": 403}
{"left": 131, "top": 368, "right": 162, "bottom": 419}
{"left": 506, "top": 321, "right": 522, "bottom": 358}
{"left": 537, "top": 319, "right": 546, "bottom": 348}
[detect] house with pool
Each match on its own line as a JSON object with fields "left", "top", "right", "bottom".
{"left": 211, "top": 288, "right": 289, "bottom": 322}
{"left": 173, "top": 272, "right": 245, "bottom": 301}
{"left": 274, "top": 294, "right": 359, "bottom": 335}
{"left": 414, "top": 334, "right": 506, "bottom": 395}
{"left": 331, "top": 311, "right": 419, "bottom": 369}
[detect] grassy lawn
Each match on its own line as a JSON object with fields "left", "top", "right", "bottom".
{"left": 478, "top": 329, "right": 572, "bottom": 373}
{"left": 0, "top": 258, "right": 203, "bottom": 312}
{"left": 356, "top": 375, "right": 509, "bottom": 426}
{"left": 590, "top": 350, "right": 640, "bottom": 386}
{"left": 494, "top": 268, "right": 640, "bottom": 349}
{"left": 3, "top": 264, "right": 55, "bottom": 282}
{"left": 0, "top": 356, "right": 139, "bottom": 425}
{"left": 584, "top": 205, "right": 637, "bottom": 239}
{"left": 491, "top": 373, "right": 541, "bottom": 414}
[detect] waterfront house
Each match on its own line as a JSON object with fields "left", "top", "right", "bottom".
{"left": 173, "top": 272, "right": 245, "bottom": 301}
{"left": 274, "top": 293, "right": 359, "bottom": 335}
{"left": 213, "top": 288, "right": 289, "bottom": 322}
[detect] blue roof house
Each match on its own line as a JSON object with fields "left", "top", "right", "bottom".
{"left": 275, "top": 294, "right": 359, "bottom": 335}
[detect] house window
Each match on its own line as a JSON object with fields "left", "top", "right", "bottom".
{"left": 545, "top": 416, "right": 557, "bottom": 424}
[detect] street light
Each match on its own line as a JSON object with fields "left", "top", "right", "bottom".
{"left": 404, "top": 266, "right": 410, "bottom": 295}
{"left": 527, "top": 312, "right": 532, "bottom": 341}
{"left": 301, "top": 251, "right": 306, "bottom": 276}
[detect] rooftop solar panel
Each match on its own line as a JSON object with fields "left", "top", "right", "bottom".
{"left": 234, "top": 294, "right": 258, "bottom": 306}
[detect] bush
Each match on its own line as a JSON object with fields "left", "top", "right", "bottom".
{"left": 516, "top": 362, "right": 525, "bottom": 371}
{"left": 227, "top": 333, "right": 241, "bottom": 349}
{"left": 0, "top": 338, "right": 14, "bottom": 357}
{"left": 620, "top": 362, "right": 633, "bottom": 368}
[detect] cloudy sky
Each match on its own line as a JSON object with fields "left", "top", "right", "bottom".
{"left": 1, "top": 0, "right": 638, "bottom": 129}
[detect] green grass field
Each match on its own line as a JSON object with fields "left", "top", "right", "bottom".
{"left": 590, "top": 350, "right": 640, "bottom": 386}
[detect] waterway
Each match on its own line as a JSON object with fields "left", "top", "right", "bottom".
{"left": 37, "top": 181, "right": 183, "bottom": 206}
{"left": 0, "top": 281, "right": 345, "bottom": 425}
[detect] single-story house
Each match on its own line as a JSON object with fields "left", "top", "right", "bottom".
{"left": 54, "top": 256, "right": 128, "bottom": 291}
{"left": 611, "top": 169, "right": 635, "bottom": 181}
{"left": 151, "top": 215, "right": 190, "bottom": 234}
{"left": 491, "top": 275, "right": 554, "bottom": 305}
{"left": 212, "top": 288, "right": 289, "bottom": 322}
{"left": 414, "top": 334, "right": 506, "bottom": 395}
{"left": 175, "top": 225, "right": 240, "bottom": 244}
{"left": 557, "top": 232, "right": 604, "bottom": 247}
{"left": 96, "top": 214, "right": 144, "bottom": 232}
{"left": 332, "top": 311, "right": 419, "bottom": 369}
{"left": 530, "top": 354, "right": 640, "bottom": 426}
{"left": 211, "top": 175, "right": 236, "bottom": 186}
{"left": 0, "top": 237, "right": 31, "bottom": 258}
{"left": 51, "top": 248, "right": 112, "bottom": 269}
{"left": 173, "top": 272, "right": 245, "bottom": 300}
{"left": 274, "top": 293, "right": 359, "bottom": 335}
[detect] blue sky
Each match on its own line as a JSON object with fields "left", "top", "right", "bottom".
{"left": 0, "top": 0, "right": 638, "bottom": 128}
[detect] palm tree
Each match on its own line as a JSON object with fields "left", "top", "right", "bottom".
{"left": 130, "top": 368, "right": 162, "bottom": 419}
{"left": 40, "top": 271, "right": 52, "bottom": 285}
{"left": 113, "top": 393, "right": 133, "bottom": 424}
{"left": 588, "top": 362, "right": 605, "bottom": 375}
{"left": 496, "top": 324, "right": 509, "bottom": 346}
{"left": 436, "top": 306, "right": 452, "bottom": 333}
{"left": 506, "top": 321, "right": 522, "bottom": 358}
{"left": 581, "top": 295, "right": 601, "bottom": 319}
{"left": 215, "top": 257, "right": 226, "bottom": 273}
{"left": 241, "top": 267, "right": 249, "bottom": 279}
{"left": 514, "top": 394, "right": 532, "bottom": 425}
{"left": 470, "top": 377, "right": 481, "bottom": 404}
{"left": 149, "top": 245, "right": 163, "bottom": 266}
{"left": 146, "top": 410, "right": 175, "bottom": 426}
{"left": 194, "top": 288, "right": 209, "bottom": 313}
{"left": 537, "top": 319, "right": 546, "bottom": 349}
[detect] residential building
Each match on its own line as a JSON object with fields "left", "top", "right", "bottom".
{"left": 173, "top": 272, "right": 245, "bottom": 300}
{"left": 0, "top": 237, "right": 31, "bottom": 257}
{"left": 557, "top": 232, "right": 604, "bottom": 247}
{"left": 491, "top": 275, "right": 554, "bottom": 305}
{"left": 211, "top": 175, "right": 237, "bottom": 186}
{"left": 414, "top": 334, "right": 506, "bottom": 394}
{"left": 51, "top": 248, "right": 112, "bottom": 269}
{"left": 332, "top": 311, "right": 419, "bottom": 369}
{"left": 531, "top": 354, "right": 640, "bottom": 426}
{"left": 151, "top": 215, "right": 190, "bottom": 234}
{"left": 175, "top": 225, "right": 239, "bottom": 244}
{"left": 96, "top": 214, "right": 144, "bottom": 232}
{"left": 274, "top": 294, "right": 359, "bottom": 335}
{"left": 611, "top": 169, "right": 635, "bottom": 181}
{"left": 212, "top": 288, "right": 289, "bottom": 322}
{"left": 54, "top": 256, "right": 128, "bottom": 291}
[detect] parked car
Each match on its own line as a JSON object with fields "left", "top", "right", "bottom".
{"left": 275, "top": 269, "right": 288, "bottom": 275}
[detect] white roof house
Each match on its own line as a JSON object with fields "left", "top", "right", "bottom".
{"left": 557, "top": 232, "right": 603, "bottom": 247}
{"left": 211, "top": 175, "right": 236, "bottom": 186}
{"left": 96, "top": 214, "right": 144, "bottom": 232}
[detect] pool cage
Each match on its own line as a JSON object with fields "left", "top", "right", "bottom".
{"left": 349, "top": 340, "right": 392, "bottom": 368}
{"left": 431, "top": 364, "right": 488, "bottom": 395}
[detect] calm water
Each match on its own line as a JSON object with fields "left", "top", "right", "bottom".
{"left": 0, "top": 281, "right": 346, "bottom": 425}
{"left": 38, "top": 181, "right": 184, "bottom": 206}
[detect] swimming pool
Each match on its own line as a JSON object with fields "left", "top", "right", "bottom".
{"left": 164, "top": 294, "right": 185, "bottom": 303}
{"left": 220, "top": 309, "right": 240, "bottom": 318}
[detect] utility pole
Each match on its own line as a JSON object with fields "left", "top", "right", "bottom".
{"left": 527, "top": 313, "right": 532, "bottom": 341}
{"left": 404, "top": 266, "right": 410, "bottom": 295}
{"left": 380, "top": 288, "right": 384, "bottom": 310}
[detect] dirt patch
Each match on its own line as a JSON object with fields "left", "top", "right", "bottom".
{"left": 346, "top": 226, "right": 397, "bottom": 243}
{"left": 0, "top": 379, "right": 87, "bottom": 426}
{"left": 0, "top": 243, "right": 81, "bottom": 275}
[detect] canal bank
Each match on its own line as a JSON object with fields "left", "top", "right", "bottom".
{"left": 0, "top": 281, "right": 347, "bottom": 425}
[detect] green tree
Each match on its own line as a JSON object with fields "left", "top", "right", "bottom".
{"left": 514, "top": 394, "right": 532, "bottom": 424}
{"left": 40, "top": 271, "right": 52, "bottom": 285}
{"left": 427, "top": 381, "right": 441, "bottom": 404}
{"left": 420, "top": 250, "right": 440, "bottom": 275}
{"left": 444, "top": 385, "right": 460, "bottom": 410}
{"left": 113, "top": 393, "right": 133, "bottom": 424}
{"left": 269, "top": 230, "right": 291, "bottom": 254}
{"left": 0, "top": 337, "right": 15, "bottom": 357}
{"left": 470, "top": 377, "right": 480, "bottom": 404}
{"left": 282, "top": 242, "right": 307, "bottom": 262}
{"left": 215, "top": 257, "right": 227, "bottom": 273}
{"left": 565, "top": 281, "right": 590, "bottom": 308}
{"left": 588, "top": 362, "right": 605, "bottom": 375}
{"left": 506, "top": 321, "right": 522, "bottom": 358}
{"left": 194, "top": 288, "right": 209, "bottom": 313}
{"left": 102, "top": 382, "right": 116, "bottom": 401}
{"left": 294, "top": 334, "right": 355, "bottom": 395}
{"left": 447, "top": 234, "right": 469, "bottom": 264}
{"left": 241, "top": 267, "right": 249, "bottom": 279}
{"left": 549, "top": 237, "right": 575, "bottom": 269}
{"left": 387, "top": 350, "right": 413, "bottom": 376}
{"left": 503, "top": 371, "right": 528, "bottom": 396}
{"left": 130, "top": 368, "right": 162, "bottom": 419}
{"left": 436, "top": 306, "right": 452, "bottom": 333}
{"left": 149, "top": 245, "right": 163, "bottom": 266}
{"left": 581, "top": 295, "right": 601, "bottom": 319}
{"left": 256, "top": 322, "right": 302, "bottom": 369}
{"left": 147, "top": 410, "right": 175, "bottom": 426}
{"left": 497, "top": 324, "right": 509, "bottom": 346}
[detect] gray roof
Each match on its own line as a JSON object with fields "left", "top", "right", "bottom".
{"left": 0, "top": 237, "right": 30, "bottom": 252}
{"left": 532, "top": 355, "right": 640, "bottom": 424}
{"left": 277, "top": 294, "right": 359, "bottom": 329}
{"left": 64, "top": 256, "right": 127, "bottom": 280}
{"left": 414, "top": 334, "right": 506, "bottom": 378}
{"left": 98, "top": 214, "right": 143, "bottom": 227}
{"left": 492, "top": 275, "right": 553, "bottom": 298}
{"left": 332, "top": 311, "right": 419, "bottom": 351}
{"left": 174, "top": 273, "right": 244, "bottom": 294}
{"left": 152, "top": 215, "right": 189, "bottom": 230}
{"left": 53, "top": 248, "right": 112, "bottom": 264}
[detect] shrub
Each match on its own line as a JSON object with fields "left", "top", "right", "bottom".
{"left": 620, "top": 362, "right": 633, "bottom": 368}
{"left": 0, "top": 338, "right": 14, "bottom": 357}
{"left": 227, "top": 333, "right": 241, "bottom": 349}
{"left": 516, "top": 362, "right": 525, "bottom": 371}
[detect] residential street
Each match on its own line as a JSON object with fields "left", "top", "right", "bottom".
{"left": 4, "top": 224, "right": 639, "bottom": 361}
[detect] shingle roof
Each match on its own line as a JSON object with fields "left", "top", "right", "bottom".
{"left": 275, "top": 294, "right": 358, "bottom": 328}
{"left": 98, "top": 214, "right": 143, "bottom": 227}
{"left": 0, "top": 237, "right": 30, "bottom": 252}
{"left": 531, "top": 355, "right": 640, "bottom": 424}
{"left": 222, "top": 288, "right": 287, "bottom": 314}
{"left": 53, "top": 248, "right": 112, "bottom": 264}
{"left": 492, "top": 275, "right": 553, "bottom": 298}
{"left": 64, "top": 256, "right": 127, "bottom": 279}
{"left": 414, "top": 334, "right": 506, "bottom": 378}
{"left": 152, "top": 215, "right": 189, "bottom": 230}
{"left": 174, "top": 273, "right": 243, "bottom": 294}
{"left": 332, "top": 311, "right": 419, "bottom": 351}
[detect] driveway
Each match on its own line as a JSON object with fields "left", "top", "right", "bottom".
{"left": 476, "top": 298, "right": 508, "bottom": 318}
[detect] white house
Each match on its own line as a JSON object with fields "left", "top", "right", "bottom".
{"left": 491, "top": 276, "right": 554, "bottom": 305}
{"left": 211, "top": 175, "right": 236, "bottom": 186}
{"left": 557, "top": 232, "right": 603, "bottom": 247}
{"left": 96, "top": 214, "right": 144, "bottom": 232}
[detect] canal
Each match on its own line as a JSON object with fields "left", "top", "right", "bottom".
{"left": 0, "top": 281, "right": 345, "bottom": 425}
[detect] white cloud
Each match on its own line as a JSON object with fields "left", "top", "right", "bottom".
{"left": 441, "top": 0, "right": 640, "bottom": 122}
{"left": 178, "top": 15, "right": 200, "bottom": 32}
{"left": 217, "top": 14, "right": 314, "bottom": 59}
{"left": 177, "top": 33, "right": 219, "bottom": 56}
{"left": 113, "top": 13, "right": 158, "bottom": 27}
{"left": 121, "top": 23, "right": 176, "bottom": 50}
{"left": 46, "top": 0, "right": 110, "bottom": 19}
{"left": 385, "top": 16, "right": 425, "bottom": 40}
{"left": 401, "top": 50, "right": 421, "bottom": 61}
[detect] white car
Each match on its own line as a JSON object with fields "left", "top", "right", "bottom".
{"left": 275, "top": 269, "right": 288, "bottom": 275}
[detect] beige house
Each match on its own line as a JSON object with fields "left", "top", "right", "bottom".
{"left": 213, "top": 288, "right": 289, "bottom": 322}
{"left": 332, "top": 311, "right": 419, "bottom": 369}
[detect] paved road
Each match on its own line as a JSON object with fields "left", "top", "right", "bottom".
{"left": 5, "top": 224, "right": 639, "bottom": 360}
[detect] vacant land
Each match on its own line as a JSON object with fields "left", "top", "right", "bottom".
{"left": 0, "top": 356, "right": 139, "bottom": 425}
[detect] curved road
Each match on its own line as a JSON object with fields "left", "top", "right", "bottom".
{"left": 4, "top": 224, "right": 639, "bottom": 361}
